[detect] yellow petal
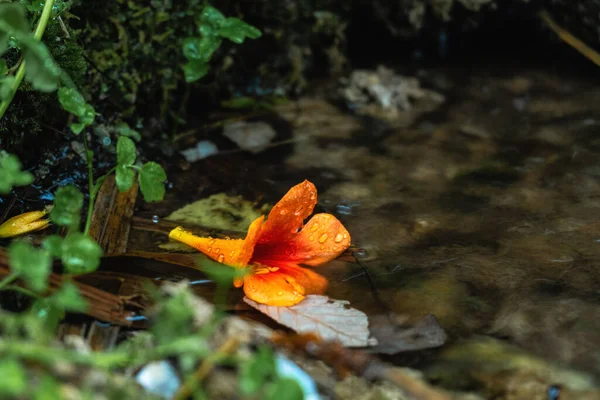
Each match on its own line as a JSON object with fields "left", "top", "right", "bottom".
{"left": 0, "top": 210, "right": 50, "bottom": 238}
{"left": 168, "top": 215, "right": 264, "bottom": 266}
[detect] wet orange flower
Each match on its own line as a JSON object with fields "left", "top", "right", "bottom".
{"left": 168, "top": 180, "right": 351, "bottom": 306}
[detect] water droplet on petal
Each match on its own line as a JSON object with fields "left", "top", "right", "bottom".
{"left": 334, "top": 233, "right": 344, "bottom": 243}
{"left": 217, "top": 254, "right": 225, "bottom": 263}
{"left": 294, "top": 206, "right": 303, "bottom": 216}
{"left": 152, "top": 215, "right": 159, "bottom": 223}
{"left": 279, "top": 209, "right": 287, "bottom": 215}
{"left": 209, "top": 239, "right": 216, "bottom": 245}
{"left": 318, "top": 233, "right": 328, "bottom": 243}
{"left": 309, "top": 236, "right": 314, "bottom": 241}
{"left": 309, "top": 192, "right": 316, "bottom": 200}
{"left": 310, "top": 224, "right": 319, "bottom": 232}
{"left": 230, "top": 250, "right": 235, "bottom": 257}
{"left": 277, "top": 291, "right": 283, "bottom": 296}
{"left": 215, "top": 248, "right": 220, "bottom": 253}
{"left": 207, "top": 247, "right": 212, "bottom": 252}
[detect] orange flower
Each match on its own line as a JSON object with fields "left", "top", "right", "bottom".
{"left": 168, "top": 180, "right": 351, "bottom": 306}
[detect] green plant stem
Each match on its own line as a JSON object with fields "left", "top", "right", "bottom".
{"left": 5, "top": 285, "right": 39, "bottom": 298}
{"left": 0, "top": 336, "right": 209, "bottom": 369}
{"left": 82, "top": 132, "right": 94, "bottom": 236}
{"left": 0, "top": 272, "right": 19, "bottom": 290}
{"left": 0, "top": 0, "right": 55, "bottom": 120}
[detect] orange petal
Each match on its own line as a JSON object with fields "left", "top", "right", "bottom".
{"left": 168, "top": 215, "right": 264, "bottom": 266}
{"left": 258, "top": 180, "right": 317, "bottom": 245}
{"left": 243, "top": 263, "right": 328, "bottom": 306}
{"left": 252, "top": 213, "right": 351, "bottom": 267}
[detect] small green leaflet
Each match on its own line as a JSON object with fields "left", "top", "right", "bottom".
{"left": 0, "top": 152, "right": 34, "bottom": 194}
{"left": 115, "top": 136, "right": 137, "bottom": 192}
{"left": 7, "top": 240, "right": 52, "bottom": 293}
{"left": 50, "top": 185, "right": 83, "bottom": 229}
{"left": 60, "top": 233, "right": 103, "bottom": 275}
{"left": 138, "top": 161, "right": 167, "bottom": 202}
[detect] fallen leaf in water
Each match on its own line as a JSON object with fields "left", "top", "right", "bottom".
{"left": 367, "top": 314, "right": 447, "bottom": 354}
{"left": 244, "top": 295, "right": 377, "bottom": 347}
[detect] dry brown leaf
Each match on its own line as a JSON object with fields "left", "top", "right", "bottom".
{"left": 244, "top": 295, "right": 378, "bottom": 347}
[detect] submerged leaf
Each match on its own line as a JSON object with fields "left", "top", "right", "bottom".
{"left": 367, "top": 314, "right": 447, "bottom": 354}
{"left": 244, "top": 295, "right": 377, "bottom": 347}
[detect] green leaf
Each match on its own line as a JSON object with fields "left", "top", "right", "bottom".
{"left": 58, "top": 87, "right": 87, "bottom": 117}
{"left": 21, "top": 37, "right": 61, "bottom": 92}
{"left": 115, "top": 122, "right": 141, "bottom": 142}
{"left": 79, "top": 103, "right": 95, "bottom": 126}
{"left": 265, "top": 378, "right": 304, "bottom": 400}
{"left": 33, "top": 375, "right": 62, "bottom": 400}
{"left": 0, "top": 59, "right": 6, "bottom": 75}
{"left": 0, "top": 75, "right": 15, "bottom": 100}
{"left": 0, "top": 358, "right": 26, "bottom": 397}
{"left": 60, "top": 233, "right": 103, "bottom": 274}
{"left": 7, "top": 240, "right": 51, "bottom": 292}
{"left": 117, "top": 136, "right": 136, "bottom": 166}
{"left": 50, "top": 185, "right": 83, "bottom": 229}
{"left": 42, "top": 235, "right": 63, "bottom": 258}
{"left": 70, "top": 122, "right": 85, "bottom": 134}
{"left": 0, "top": 151, "right": 34, "bottom": 194}
{"left": 198, "top": 258, "right": 248, "bottom": 286}
{"left": 0, "top": 4, "right": 29, "bottom": 55}
{"left": 52, "top": 282, "right": 88, "bottom": 313}
{"left": 138, "top": 161, "right": 167, "bottom": 202}
{"left": 221, "top": 96, "right": 257, "bottom": 109}
{"left": 218, "top": 18, "right": 262, "bottom": 44}
{"left": 183, "top": 59, "right": 209, "bottom": 82}
{"left": 115, "top": 164, "right": 135, "bottom": 192}
{"left": 239, "top": 345, "right": 276, "bottom": 396}
{"left": 182, "top": 36, "right": 221, "bottom": 62}
{"left": 200, "top": 5, "right": 226, "bottom": 28}
{"left": 151, "top": 288, "right": 196, "bottom": 345}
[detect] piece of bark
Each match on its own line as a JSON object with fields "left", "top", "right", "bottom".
{"left": 89, "top": 175, "right": 138, "bottom": 255}
{"left": 0, "top": 248, "right": 141, "bottom": 326}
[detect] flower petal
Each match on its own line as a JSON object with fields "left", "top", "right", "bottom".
{"left": 243, "top": 263, "right": 328, "bottom": 306}
{"left": 0, "top": 210, "right": 50, "bottom": 238}
{"left": 258, "top": 180, "right": 317, "bottom": 245}
{"left": 253, "top": 213, "right": 351, "bottom": 267}
{"left": 168, "top": 215, "right": 264, "bottom": 266}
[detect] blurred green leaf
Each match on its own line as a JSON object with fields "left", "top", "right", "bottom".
{"left": 42, "top": 235, "right": 63, "bottom": 258}
{"left": 21, "top": 37, "right": 61, "bottom": 91}
{"left": 218, "top": 18, "right": 261, "bottom": 44}
{"left": 0, "top": 358, "right": 26, "bottom": 397}
{"left": 7, "top": 240, "right": 51, "bottom": 292}
{"left": 200, "top": 5, "right": 225, "bottom": 29}
{"left": 138, "top": 161, "right": 166, "bottom": 202}
{"left": 52, "top": 281, "right": 88, "bottom": 313}
{"left": 151, "top": 288, "right": 196, "bottom": 345}
{"left": 0, "top": 75, "right": 15, "bottom": 100}
{"left": 33, "top": 375, "right": 62, "bottom": 400}
{"left": 0, "top": 4, "right": 28, "bottom": 54}
{"left": 182, "top": 36, "right": 221, "bottom": 62}
{"left": 265, "top": 377, "right": 304, "bottom": 400}
{"left": 0, "top": 151, "right": 34, "bottom": 194}
{"left": 239, "top": 345, "right": 276, "bottom": 395}
{"left": 60, "top": 233, "right": 103, "bottom": 274}
{"left": 50, "top": 185, "right": 83, "bottom": 229}
{"left": 115, "top": 122, "right": 141, "bottom": 142}
{"left": 183, "top": 59, "right": 209, "bottom": 82}
{"left": 198, "top": 258, "right": 248, "bottom": 286}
